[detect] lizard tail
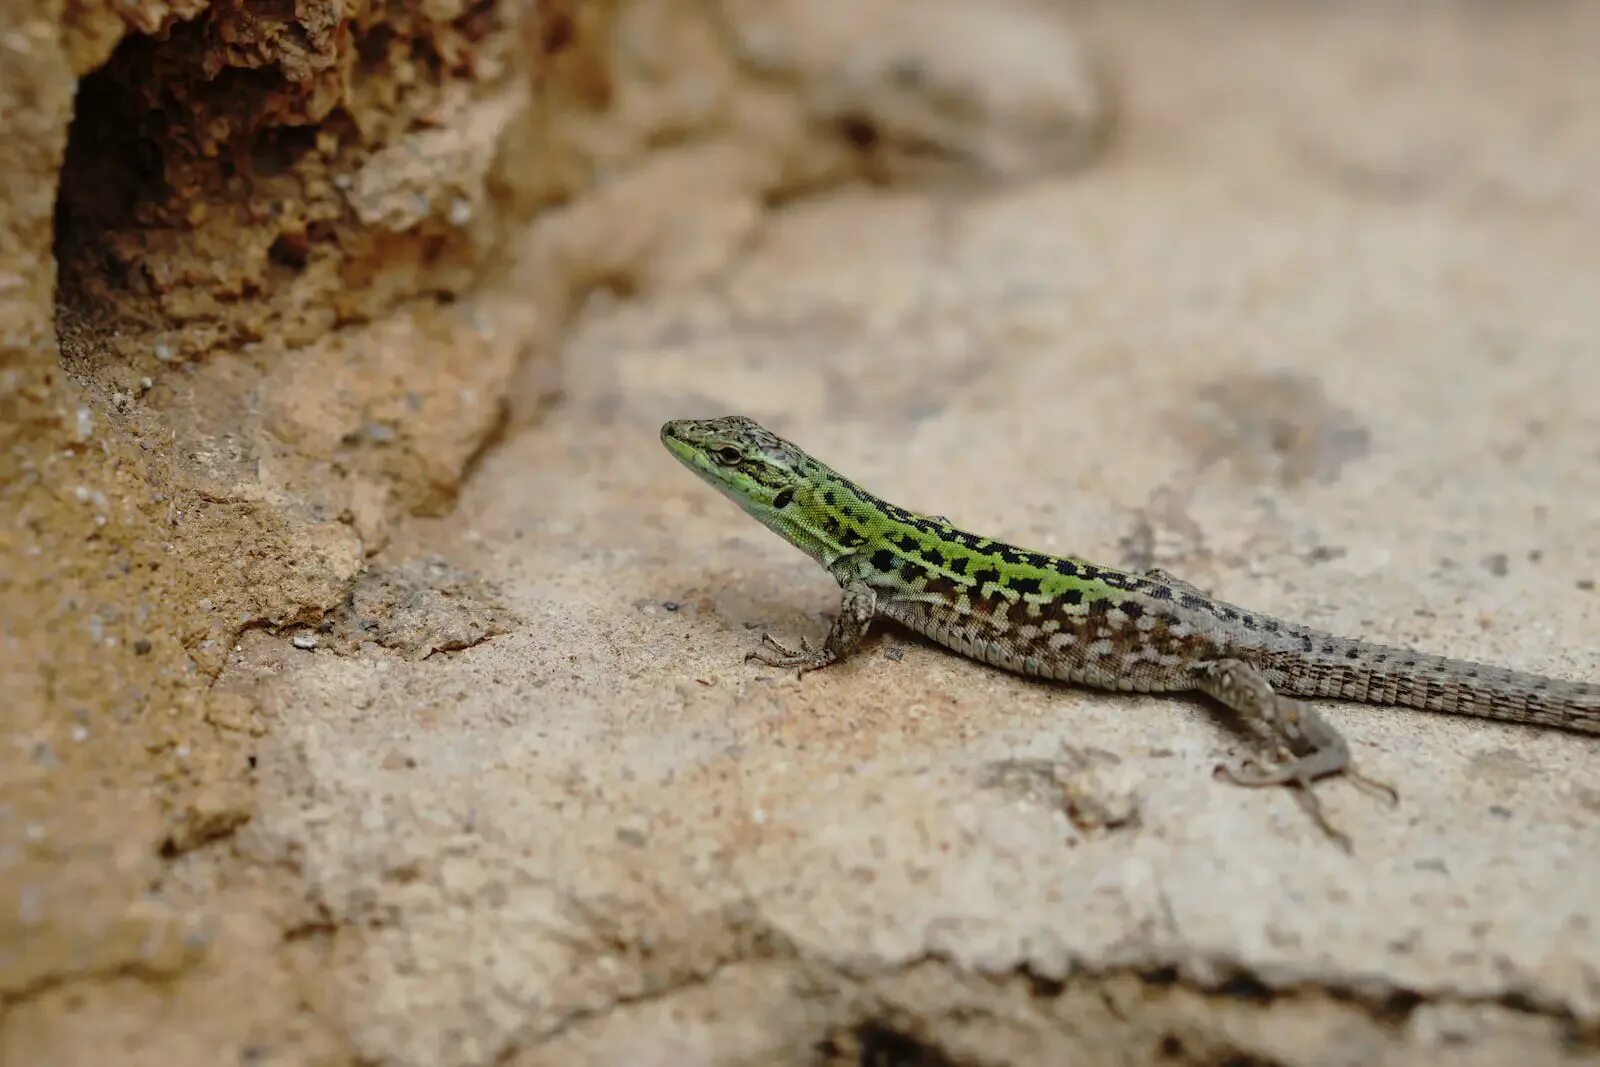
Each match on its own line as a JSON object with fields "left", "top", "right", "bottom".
{"left": 1258, "top": 639, "right": 1600, "bottom": 735}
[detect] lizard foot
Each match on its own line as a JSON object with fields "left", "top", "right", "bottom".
{"left": 1215, "top": 754, "right": 1354, "bottom": 853}
{"left": 745, "top": 633, "right": 835, "bottom": 678}
{"left": 1199, "top": 658, "right": 1401, "bottom": 853}
{"left": 1215, "top": 753, "right": 1398, "bottom": 854}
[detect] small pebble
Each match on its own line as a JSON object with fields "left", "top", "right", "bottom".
{"left": 662, "top": 601, "right": 680, "bottom": 612}
{"left": 886, "top": 647, "right": 904, "bottom": 661}
{"left": 291, "top": 633, "right": 318, "bottom": 650}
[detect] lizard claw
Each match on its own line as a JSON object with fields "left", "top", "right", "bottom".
{"left": 1346, "top": 769, "right": 1400, "bottom": 808}
{"left": 746, "top": 632, "right": 828, "bottom": 677}
{"left": 751, "top": 632, "right": 808, "bottom": 657}
{"left": 1214, "top": 755, "right": 1295, "bottom": 788}
{"left": 1215, "top": 759, "right": 1353, "bottom": 853}
{"left": 742, "top": 630, "right": 838, "bottom": 681}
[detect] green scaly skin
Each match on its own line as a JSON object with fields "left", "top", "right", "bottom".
{"left": 661, "top": 415, "right": 1600, "bottom": 850}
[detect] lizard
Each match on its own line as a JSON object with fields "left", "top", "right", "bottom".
{"left": 660, "top": 415, "right": 1600, "bottom": 850}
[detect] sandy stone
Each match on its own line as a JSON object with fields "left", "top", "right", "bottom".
{"left": 10, "top": 1, "right": 1600, "bottom": 1065}
{"left": 228, "top": 6, "right": 1599, "bottom": 1062}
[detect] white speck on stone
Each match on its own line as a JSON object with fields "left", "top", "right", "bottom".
{"left": 292, "top": 633, "right": 318, "bottom": 650}
{"left": 71, "top": 726, "right": 88, "bottom": 742}
{"left": 174, "top": 745, "right": 190, "bottom": 759}
{"left": 154, "top": 339, "right": 175, "bottom": 362}
{"left": 752, "top": 807, "right": 767, "bottom": 825}
{"left": 74, "top": 407, "right": 93, "bottom": 440}
{"left": 448, "top": 197, "right": 473, "bottom": 226}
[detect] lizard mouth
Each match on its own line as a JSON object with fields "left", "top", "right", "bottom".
{"left": 660, "top": 419, "right": 718, "bottom": 480}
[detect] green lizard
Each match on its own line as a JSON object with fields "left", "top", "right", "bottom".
{"left": 661, "top": 415, "right": 1600, "bottom": 849}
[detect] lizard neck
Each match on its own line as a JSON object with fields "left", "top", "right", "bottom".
{"left": 705, "top": 459, "right": 877, "bottom": 571}
{"left": 782, "top": 472, "right": 905, "bottom": 573}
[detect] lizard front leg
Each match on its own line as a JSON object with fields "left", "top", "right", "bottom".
{"left": 1197, "top": 658, "right": 1396, "bottom": 852}
{"left": 747, "top": 578, "right": 877, "bottom": 678}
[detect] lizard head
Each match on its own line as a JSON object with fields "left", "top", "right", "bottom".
{"left": 661, "top": 415, "right": 838, "bottom": 562}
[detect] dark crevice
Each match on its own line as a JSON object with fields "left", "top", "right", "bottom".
{"left": 53, "top": 39, "right": 174, "bottom": 312}
{"left": 839, "top": 114, "right": 881, "bottom": 151}
{"left": 815, "top": 1021, "right": 965, "bottom": 1067}
{"left": 855, "top": 1022, "right": 961, "bottom": 1067}
{"left": 1217, "top": 1054, "right": 1288, "bottom": 1067}
{"left": 1215, "top": 971, "right": 1273, "bottom": 1004}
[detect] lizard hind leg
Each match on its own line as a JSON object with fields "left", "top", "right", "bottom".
{"left": 1197, "top": 658, "right": 1396, "bottom": 852}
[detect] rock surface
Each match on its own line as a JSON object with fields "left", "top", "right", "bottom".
{"left": 5, "top": 1, "right": 1598, "bottom": 1065}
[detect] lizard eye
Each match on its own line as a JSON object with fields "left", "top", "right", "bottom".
{"left": 714, "top": 446, "right": 743, "bottom": 466}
